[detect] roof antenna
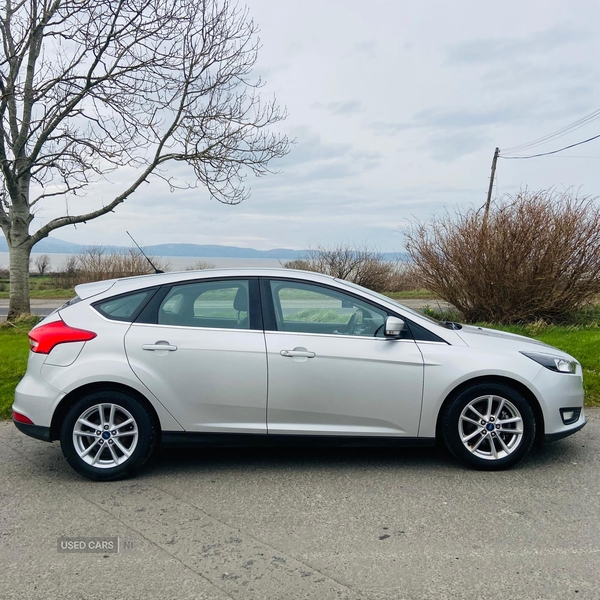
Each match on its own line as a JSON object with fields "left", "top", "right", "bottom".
{"left": 126, "top": 231, "right": 164, "bottom": 274}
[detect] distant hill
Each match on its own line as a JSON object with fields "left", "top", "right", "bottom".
{"left": 0, "top": 235, "right": 85, "bottom": 254}
{"left": 141, "top": 243, "right": 306, "bottom": 259}
{"left": 0, "top": 235, "right": 407, "bottom": 261}
{"left": 0, "top": 235, "right": 308, "bottom": 259}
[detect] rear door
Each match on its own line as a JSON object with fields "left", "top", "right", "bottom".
{"left": 124, "top": 277, "right": 268, "bottom": 432}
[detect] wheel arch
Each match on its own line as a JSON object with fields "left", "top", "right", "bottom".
{"left": 50, "top": 382, "right": 161, "bottom": 443}
{"left": 435, "top": 375, "right": 545, "bottom": 445}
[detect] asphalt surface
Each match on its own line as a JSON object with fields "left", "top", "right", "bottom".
{"left": 1, "top": 410, "right": 598, "bottom": 600}
{"left": 0, "top": 299, "right": 64, "bottom": 320}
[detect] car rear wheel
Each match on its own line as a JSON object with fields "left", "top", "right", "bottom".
{"left": 441, "top": 383, "right": 536, "bottom": 470}
{"left": 60, "top": 390, "right": 156, "bottom": 481}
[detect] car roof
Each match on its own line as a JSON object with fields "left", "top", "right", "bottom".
{"left": 75, "top": 268, "right": 336, "bottom": 299}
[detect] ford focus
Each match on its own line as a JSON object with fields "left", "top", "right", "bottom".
{"left": 12, "top": 268, "right": 587, "bottom": 480}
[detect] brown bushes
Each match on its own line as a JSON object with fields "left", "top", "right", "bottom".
{"left": 404, "top": 189, "right": 600, "bottom": 323}
{"left": 53, "top": 247, "right": 169, "bottom": 288}
{"left": 283, "top": 244, "right": 420, "bottom": 293}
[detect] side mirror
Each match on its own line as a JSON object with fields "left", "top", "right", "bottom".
{"left": 384, "top": 316, "right": 405, "bottom": 338}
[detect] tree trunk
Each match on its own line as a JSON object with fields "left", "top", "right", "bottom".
{"left": 7, "top": 242, "right": 32, "bottom": 320}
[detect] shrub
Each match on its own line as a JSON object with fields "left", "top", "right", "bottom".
{"left": 52, "top": 247, "right": 170, "bottom": 289}
{"left": 282, "top": 244, "right": 415, "bottom": 293}
{"left": 404, "top": 189, "right": 600, "bottom": 323}
{"left": 185, "top": 260, "right": 215, "bottom": 271}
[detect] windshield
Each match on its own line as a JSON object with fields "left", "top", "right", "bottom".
{"left": 334, "top": 279, "right": 444, "bottom": 326}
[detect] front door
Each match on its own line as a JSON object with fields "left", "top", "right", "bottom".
{"left": 262, "top": 279, "right": 424, "bottom": 437}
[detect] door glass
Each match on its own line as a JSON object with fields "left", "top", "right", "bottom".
{"left": 269, "top": 280, "right": 387, "bottom": 337}
{"left": 158, "top": 280, "right": 250, "bottom": 329}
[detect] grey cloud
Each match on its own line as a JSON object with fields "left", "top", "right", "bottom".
{"left": 425, "top": 130, "right": 489, "bottom": 163}
{"left": 370, "top": 107, "right": 519, "bottom": 136}
{"left": 276, "top": 127, "right": 352, "bottom": 168}
{"left": 481, "top": 61, "right": 593, "bottom": 86}
{"left": 272, "top": 128, "right": 382, "bottom": 181}
{"left": 312, "top": 100, "right": 364, "bottom": 115}
{"left": 301, "top": 154, "right": 380, "bottom": 181}
{"left": 446, "top": 26, "right": 590, "bottom": 65}
{"left": 354, "top": 40, "right": 377, "bottom": 58}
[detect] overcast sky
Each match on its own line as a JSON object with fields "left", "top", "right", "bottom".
{"left": 30, "top": 0, "right": 600, "bottom": 252}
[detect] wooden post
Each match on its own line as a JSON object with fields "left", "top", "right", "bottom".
{"left": 483, "top": 147, "right": 499, "bottom": 227}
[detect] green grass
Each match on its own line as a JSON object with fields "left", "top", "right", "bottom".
{"left": 384, "top": 290, "right": 439, "bottom": 300}
{"left": 0, "top": 318, "right": 39, "bottom": 420}
{"left": 0, "top": 276, "right": 74, "bottom": 299}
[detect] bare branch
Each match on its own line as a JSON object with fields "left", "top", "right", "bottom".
{"left": 1, "top": 0, "right": 290, "bottom": 317}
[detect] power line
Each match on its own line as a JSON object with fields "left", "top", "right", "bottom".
{"left": 499, "top": 133, "right": 600, "bottom": 159}
{"left": 501, "top": 108, "right": 600, "bottom": 155}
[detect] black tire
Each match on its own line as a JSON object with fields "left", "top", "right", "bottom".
{"left": 60, "top": 390, "right": 157, "bottom": 481}
{"left": 441, "top": 382, "right": 536, "bottom": 470}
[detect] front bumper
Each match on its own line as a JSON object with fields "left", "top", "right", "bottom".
{"left": 544, "top": 418, "right": 587, "bottom": 443}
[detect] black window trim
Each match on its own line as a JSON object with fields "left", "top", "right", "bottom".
{"left": 258, "top": 276, "right": 447, "bottom": 343}
{"left": 135, "top": 276, "right": 263, "bottom": 331}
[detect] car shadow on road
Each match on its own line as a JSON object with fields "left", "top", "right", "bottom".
{"left": 146, "top": 437, "right": 585, "bottom": 478}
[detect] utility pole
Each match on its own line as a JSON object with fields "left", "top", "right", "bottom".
{"left": 483, "top": 147, "right": 499, "bottom": 227}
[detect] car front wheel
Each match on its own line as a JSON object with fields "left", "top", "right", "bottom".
{"left": 441, "top": 383, "right": 536, "bottom": 470}
{"left": 60, "top": 390, "right": 156, "bottom": 481}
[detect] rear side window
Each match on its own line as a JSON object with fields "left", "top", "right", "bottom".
{"left": 93, "top": 290, "right": 155, "bottom": 322}
{"left": 157, "top": 280, "right": 250, "bottom": 329}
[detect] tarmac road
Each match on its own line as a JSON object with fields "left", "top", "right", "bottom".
{"left": 0, "top": 299, "right": 64, "bottom": 320}
{"left": 0, "top": 409, "right": 598, "bottom": 600}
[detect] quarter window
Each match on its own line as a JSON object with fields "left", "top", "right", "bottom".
{"left": 94, "top": 290, "right": 154, "bottom": 322}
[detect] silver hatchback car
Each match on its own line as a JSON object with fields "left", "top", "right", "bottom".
{"left": 13, "top": 268, "right": 586, "bottom": 480}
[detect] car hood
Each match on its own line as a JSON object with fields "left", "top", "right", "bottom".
{"left": 454, "top": 324, "right": 569, "bottom": 354}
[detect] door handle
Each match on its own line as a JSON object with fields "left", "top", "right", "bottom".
{"left": 142, "top": 342, "right": 178, "bottom": 352}
{"left": 280, "top": 350, "right": 316, "bottom": 358}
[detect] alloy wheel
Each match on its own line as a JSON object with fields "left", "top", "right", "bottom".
{"left": 458, "top": 395, "right": 524, "bottom": 461}
{"left": 72, "top": 403, "right": 139, "bottom": 469}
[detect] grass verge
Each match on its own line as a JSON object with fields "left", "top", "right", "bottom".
{"left": 0, "top": 317, "right": 39, "bottom": 419}
{"left": 0, "top": 276, "right": 74, "bottom": 299}
{"left": 384, "top": 290, "right": 439, "bottom": 300}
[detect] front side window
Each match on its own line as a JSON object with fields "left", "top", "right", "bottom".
{"left": 268, "top": 280, "right": 388, "bottom": 337}
{"left": 158, "top": 280, "right": 250, "bottom": 329}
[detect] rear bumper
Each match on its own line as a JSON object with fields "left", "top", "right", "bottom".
{"left": 13, "top": 419, "right": 52, "bottom": 442}
{"left": 544, "top": 418, "right": 587, "bottom": 443}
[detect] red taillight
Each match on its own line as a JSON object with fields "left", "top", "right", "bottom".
{"left": 28, "top": 320, "right": 97, "bottom": 354}
{"left": 13, "top": 411, "right": 34, "bottom": 425}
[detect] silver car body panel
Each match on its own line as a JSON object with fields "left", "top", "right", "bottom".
{"left": 265, "top": 332, "right": 424, "bottom": 436}
{"left": 125, "top": 323, "right": 268, "bottom": 433}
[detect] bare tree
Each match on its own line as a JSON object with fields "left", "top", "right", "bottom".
{"left": 53, "top": 246, "right": 169, "bottom": 288}
{"left": 34, "top": 253, "right": 50, "bottom": 275}
{"left": 0, "top": 0, "right": 289, "bottom": 319}
{"left": 283, "top": 244, "right": 406, "bottom": 293}
{"left": 185, "top": 260, "right": 215, "bottom": 270}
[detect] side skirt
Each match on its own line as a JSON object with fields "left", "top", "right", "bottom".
{"left": 161, "top": 432, "right": 436, "bottom": 449}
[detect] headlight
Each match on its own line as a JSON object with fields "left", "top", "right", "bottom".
{"left": 520, "top": 351, "right": 577, "bottom": 373}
